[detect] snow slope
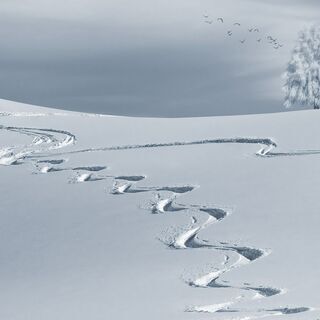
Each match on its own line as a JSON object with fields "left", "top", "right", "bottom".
{"left": 0, "top": 99, "right": 320, "bottom": 320}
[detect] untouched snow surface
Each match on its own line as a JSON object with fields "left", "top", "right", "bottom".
{"left": 0, "top": 99, "right": 320, "bottom": 320}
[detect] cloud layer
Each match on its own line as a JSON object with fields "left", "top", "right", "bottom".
{"left": 0, "top": 0, "right": 318, "bottom": 116}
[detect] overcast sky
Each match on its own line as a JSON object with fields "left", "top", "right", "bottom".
{"left": 0, "top": 0, "right": 319, "bottom": 116}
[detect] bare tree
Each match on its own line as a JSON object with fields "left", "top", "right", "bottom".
{"left": 283, "top": 25, "right": 320, "bottom": 109}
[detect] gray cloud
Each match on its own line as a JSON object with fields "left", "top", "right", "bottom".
{"left": 0, "top": 0, "right": 318, "bottom": 116}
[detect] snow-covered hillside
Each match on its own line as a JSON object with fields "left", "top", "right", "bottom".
{"left": 0, "top": 99, "right": 319, "bottom": 320}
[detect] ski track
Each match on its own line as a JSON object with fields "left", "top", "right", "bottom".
{"left": 0, "top": 125, "right": 76, "bottom": 165}
{"left": 37, "top": 159, "right": 66, "bottom": 165}
{"left": 69, "top": 172, "right": 107, "bottom": 184}
{"left": 187, "top": 305, "right": 313, "bottom": 319}
{"left": 0, "top": 117, "right": 316, "bottom": 318}
{"left": 30, "top": 136, "right": 320, "bottom": 158}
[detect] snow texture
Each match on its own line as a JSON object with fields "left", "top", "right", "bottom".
{"left": 0, "top": 99, "right": 319, "bottom": 320}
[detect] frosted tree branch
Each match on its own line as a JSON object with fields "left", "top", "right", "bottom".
{"left": 283, "top": 25, "right": 320, "bottom": 109}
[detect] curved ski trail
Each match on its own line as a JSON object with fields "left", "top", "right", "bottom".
{"left": 110, "top": 176, "right": 312, "bottom": 318}
{"left": 0, "top": 125, "right": 75, "bottom": 165}
{"left": 0, "top": 118, "right": 316, "bottom": 318}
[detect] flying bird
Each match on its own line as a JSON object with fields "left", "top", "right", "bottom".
{"left": 257, "top": 38, "right": 262, "bottom": 42}
{"left": 248, "top": 28, "right": 254, "bottom": 32}
{"left": 240, "top": 39, "right": 246, "bottom": 43}
{"left": 254, "top": 28, "right": 260, "bottom": 32}
{"left": 274, "top": 43, "right": 283, "bottom": 49}
{"left": 234, "top": 22, "right": 241, "bottom": 26}
{"left": 267, "top": 35, "right": 276, "bottom": 41}
{"left": 217, "top": 17, "right": 224, "bottom": 23}
{"left": 227, "top": 30, "right": 233, "bottom": 36}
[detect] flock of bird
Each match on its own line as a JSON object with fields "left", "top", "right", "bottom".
{"left": 203, "top": 15, "right": 284, "bottom": 49}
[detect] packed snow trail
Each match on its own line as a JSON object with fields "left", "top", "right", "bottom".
{"left": 4, "top": 124, "right": 320, "bottom": 164}
{"left": 108, "top": 179, "right": 311, "bottom": 317}
{"left": 31, "top": 137, "right": 277, "bottom": 158}
{"left": 0, "top": 120, "right": 316, "bottom": 318}
{"left": 25, "top": 135, "right": 320, "bottom": 159}
{"left": 0, "top": 125, "right": 75, "bottom": 165}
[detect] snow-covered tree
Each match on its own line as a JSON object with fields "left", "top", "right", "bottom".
{"left": 283, "top": 25, "right": 320, "bottom": 109}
